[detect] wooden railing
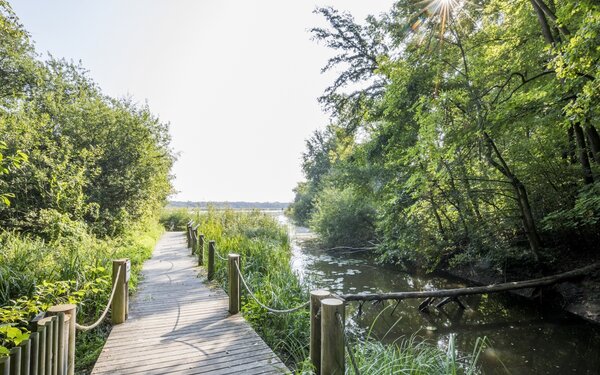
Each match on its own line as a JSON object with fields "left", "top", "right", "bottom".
{"left": 185, "top": 221, "right": 347, "bottom": 374}
{"left": 0, "top": 260, "right": 130, "bottom": 375}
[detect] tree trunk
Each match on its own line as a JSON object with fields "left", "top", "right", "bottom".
{"left": 531, "top": 0, "right": 555, "bottom": 44}
{"left": 564, "top": 125, "right": 577, "bottom": 164}
{"left": 573, "top": 123, "right": 594, "bottom": 184}
{"left": 483, "top": 132, "right": 542, "bottom": 262}
{"left": 584, "top": 123, "right": 600, "bottom": 163}
{"left": 340, "top": 262, "right": 600, "bottom": 302}
{"left": 429, "top": 195, "right": 448, "bottom": 241}
{"left": 515, "top": 181, "right": 543, "bottom": 261}
{"left": 457, "top": 160, "right": 484, "bottom": 222}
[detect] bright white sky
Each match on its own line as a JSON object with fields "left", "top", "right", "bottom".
{"left": 11, "top": 0, "right": 395, "bottom": 202}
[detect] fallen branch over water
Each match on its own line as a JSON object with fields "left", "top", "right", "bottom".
{"left": 339, "top": 262, "right": 600, "bottom": 302}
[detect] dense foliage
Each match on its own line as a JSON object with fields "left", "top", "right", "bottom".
{"left": 0, "top": 0, "right": 173, "bottom": 370}
{"left": 290, "top": 0, "right": 600, "bottom": 271}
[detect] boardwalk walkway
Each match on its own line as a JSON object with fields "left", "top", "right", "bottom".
{"left": 92, "top": 232, "right": 289, "bottom": 374}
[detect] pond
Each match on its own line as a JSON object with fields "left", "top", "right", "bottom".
{"left": 279, "top": 215, "right": 600, "bottom": 375}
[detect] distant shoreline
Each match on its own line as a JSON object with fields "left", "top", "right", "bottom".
{"left": 167, "top": 201, "right": 290, "bottom": 210}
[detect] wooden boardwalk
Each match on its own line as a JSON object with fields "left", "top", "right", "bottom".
{"left": 92, "top": 232, "right": 289, "bottom": 374}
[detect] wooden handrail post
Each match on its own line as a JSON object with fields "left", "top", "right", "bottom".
{"left": 321, "top": 298, "right": 345, "bottom": 375}
{"left": 47, "top": 305, "right": 75, "bottom": 375}
{"left": 198, "top": 234, "right": 205, "bottom": 266}
{"left": 191, "top": 229, "right": 197, "bottom": 255}
{"left": 228, "top": 254, "right": 241, "bottom": 314}
{"left": 208, "top": 241, "right": 215, "bottom": 280}
{"left": 29, "top": 332, "right": 39, "bottom": 375}
{"left": 19, "top": 339, "right": 31, "bottom": 375}
{"left": 112, "top": 259, "right": 130, "bottom": 324}
{"left": 0, "top": 356, "right": 9, "bottom": 375}
{"left": 309, "top": 290, "right": 331, "bottom": 373}
{"left": 186, "top": 223, "right": 191, "bottom": 248}
{"left": 37, "top": 318, "right": 52, "bottom": 375}
{"left": 9, "top": 346, "right": 20, "bottom": 375}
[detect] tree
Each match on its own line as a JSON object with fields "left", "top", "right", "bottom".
{"left": 293, "top": 0, "right": 600, "bottom": 270}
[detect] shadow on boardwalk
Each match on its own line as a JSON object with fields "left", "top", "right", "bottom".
{"left": 92, "top": 232, "right": 289, "bottom": 375}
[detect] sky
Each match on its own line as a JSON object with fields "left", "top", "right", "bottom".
{"left": 11, "top": 0, "right": 395, "bottom": 202}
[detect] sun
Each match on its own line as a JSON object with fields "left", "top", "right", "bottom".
{"left": 426, "top": 0, "right": 461, "bottom": 36}
{"left": 411, "top": 0, "right": 464, "bottom": 36}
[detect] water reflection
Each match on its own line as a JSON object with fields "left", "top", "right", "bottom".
{"left": 282, "top": 216, "right": 600, "bottom": 375}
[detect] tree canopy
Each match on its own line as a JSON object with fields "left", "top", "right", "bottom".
{"left": 290, "top": 0, "right": 600, "bottom": 270}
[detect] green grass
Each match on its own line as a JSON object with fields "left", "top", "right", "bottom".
{"left": 339, "top": 334, "right": 485, "bottom": 375}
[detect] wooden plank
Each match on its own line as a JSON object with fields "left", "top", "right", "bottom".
{"left": 92, "top": 232, "right": 289, "bottom": 374}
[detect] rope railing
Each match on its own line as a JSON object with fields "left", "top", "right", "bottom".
{"left": 214, "top": 247, "right": 228, "bottom": 262}
{"left": 75, "top": 266, "right": 121, "bottom": 332}
{"left": 233, "top": 260, "right": 309, "bottom": 314}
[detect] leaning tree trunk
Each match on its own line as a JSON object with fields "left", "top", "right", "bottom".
{"left": 340, "top": 262, "right": 600, "bottom": 302}
{"left": 584, "top": 123, "right": 600, "bottom": 163}
{"left": 573, "top": 122, "right": 594, "bottom": 184}
{"left": 564, "top": 125, "right": 577, "bottom": 164}
{"left": 483, "top": 132, "right": 542, "bottom": 262}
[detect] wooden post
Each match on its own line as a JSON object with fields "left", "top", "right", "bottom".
{"left": 9, "top": 346, "right": 20, "bottom": 375}
{"left": 228, "top": 254, "right": 241, "bottom": 314}
{"left": 19, "top": 339, "right": 30, "bottom": 375}
{"left": 192, "top": 230, "right": 198, "bottom": 255}
{"left": 187, "top": 222, "right": 194, "bottom": 249}
{"left": 198, "top": 234, "right": 205, "bottom": 266}
{"left": 36, "top": 323, "right": 45, "bottom": 375}
{"left": 185, "top": 223, "right": 190, "bottom": 247}
{"left": 112, "top": 259, "right": 129, "bottom": 324}
{"left": 29, "top": 332, "right": 39, "bottom": 375}
{"left": 309, "top": 290, "right": 331, "bottom": 374}
{"left": 0, "top": 356, "right": 8, "bottom": 375}
{"left": 208, "top": 241, "right": 215, "bottom": 281}
{"left": 186, "top": 222, "right": 192, "bottom": 248}
{"left": 44, "top": 319, "right": 52, "bottom": 375}
{"left": 51, "top": 316, "right": 58, "bottom": 375}
{"left": 46, "top": 305, "right": 75, "bottom": 375}
{"left": 37, "top": 318, "right": 52, "bottom": 375}
{"left": 47, "top": 312, "right": 65, "bottom": 375}
{"left": 192, "top": 225, "right": 200, "bottom": 255}
{"left": 321, "top": 298, "right": 345, "bottom": 375}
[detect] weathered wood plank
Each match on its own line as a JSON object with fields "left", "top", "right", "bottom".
{"left": 92, "top": 232, "right": 289, "bottom": 374}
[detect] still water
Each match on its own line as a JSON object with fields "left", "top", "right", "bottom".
{"left": 278, "top": 216, "right": 600, "bottom": 374}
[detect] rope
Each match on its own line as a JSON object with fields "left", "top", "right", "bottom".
{"left": 75, "top": 267, "right": 121, "bottom": 332}
{"left": 337, "top": 311, "right": 361, "bottom": 375}
{"left": 233, "top": 261, "right": 309, "bottom": 314}
{"left": 214, "top": 248, "right": 228, "bottom": 261}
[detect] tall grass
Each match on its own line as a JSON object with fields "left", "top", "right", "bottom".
{"left": 190, "top": 208, "right": 310, "bottom": 367}
{"left": 0, "top": 219, "right": 164, "bottom": 372}
{"left": 340, "top": 334, "right": 485, "bottom": 375}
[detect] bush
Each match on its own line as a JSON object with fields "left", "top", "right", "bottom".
{"left": 310, "top": 186, "right": 377, "bottom": 247}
